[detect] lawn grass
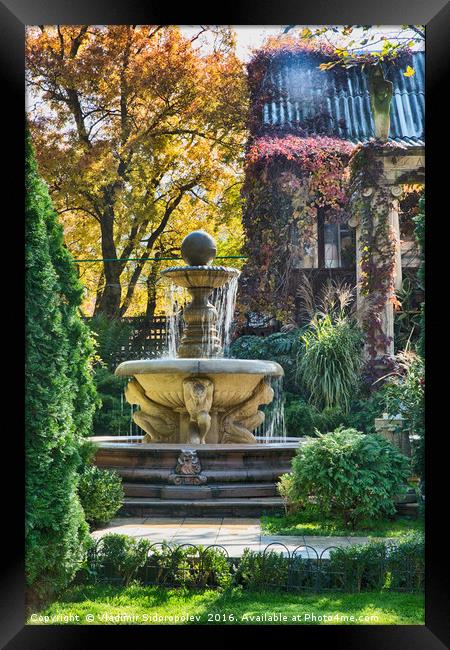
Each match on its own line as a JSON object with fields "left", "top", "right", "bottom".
{"left": 28, "top": 584, "right": 424, "bottom": 625}
{"left": 261, "top": 511, "right": 424, "bottom": 538}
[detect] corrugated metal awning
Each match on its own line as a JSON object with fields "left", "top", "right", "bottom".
{"left": 260, "top": 52, "right": 424, "bottom": 145}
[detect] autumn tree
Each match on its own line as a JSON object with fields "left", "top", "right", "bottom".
{"left": 283, "top": 25, "right": 424, "bottom": 71}
{"left": 26, "top": 25, "right": 247, "bottom": 318}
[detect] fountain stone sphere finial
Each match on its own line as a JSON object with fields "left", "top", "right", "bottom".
{"left": 181, "top": 230, "right": 217, "bottom": 266}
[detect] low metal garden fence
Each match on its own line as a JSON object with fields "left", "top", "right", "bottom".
{"left": 83, "top": 538, "right": 424, "bottom": 594}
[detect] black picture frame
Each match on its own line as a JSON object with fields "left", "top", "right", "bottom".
{"left": 3, "top": 1, "right": 449, "bottom": 646}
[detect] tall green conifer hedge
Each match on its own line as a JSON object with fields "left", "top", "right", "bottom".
{"left": 25, "top": 129, "right": 98, "bottom": 606}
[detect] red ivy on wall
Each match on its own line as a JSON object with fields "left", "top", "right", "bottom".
{"left": 348, "top": 140, "right": 409, "bottom": 382}
{"left": 238, "top": 134, "right": 353, "bottom": 322}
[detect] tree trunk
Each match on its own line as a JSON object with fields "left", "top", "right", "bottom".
{"left": 145, "top": 254, "right": 161, "bottom": 320}
{"left": 94, "top": 197, "right": 122, "bottom": 318}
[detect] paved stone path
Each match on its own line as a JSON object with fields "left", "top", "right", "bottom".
{"left": 91, "top": 518, "right": 376, "bottom": 558}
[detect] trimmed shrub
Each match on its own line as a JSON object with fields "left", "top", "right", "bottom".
{"left": 87, "top": 537, "right": 232, "bottom": 589}
{"left": 145, "top": 544, "right": 232, "bottom": 589}
{"left": 297, "top": 316, "right": 362, "bottom": 411}
{"left": 386, "top": 532, "right": 424, "bottom": 591}
{"left": 234, "top": 549, "right": 289, "bottom": 591}
{"left": 91, "top": 534, "right": 152, "bottom": 586}
{"left": 328, "top": 532, "right": 424, "bottom": 592}
{"left": 81, "top": 534, "right": 424, "bottom": 593}
{"left": 25, "top": 129, "right": 98, "bottom": 606}
{"left": 286, "top": 428, "right": 410, "bottom": 528}
{"left": 78, "top": 465, "right": 124, "bottom": 526}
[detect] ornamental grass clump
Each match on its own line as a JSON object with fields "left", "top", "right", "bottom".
{"left": 297, "top": 315, "right": 362, "bottom": 412}
{"left": 285, "top": 428, "right": 410, "bottom": 529}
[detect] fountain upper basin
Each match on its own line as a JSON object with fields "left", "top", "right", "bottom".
{"left": 161, "top": 265, "right": 240, "bottom": 289}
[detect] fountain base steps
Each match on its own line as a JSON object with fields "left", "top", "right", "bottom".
{"left": 121, "top": 497, "right": 285, "bottom": 518}
{"left": 123, "top": 482, "right": 279, "bottom": 499}
{"left": 92, "top": 437, "right": 301, "bottom": 518}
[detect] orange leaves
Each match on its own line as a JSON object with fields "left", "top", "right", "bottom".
{"left": 390, "top": 294, "right": 402, "bottom": 311}
{"left": 26, "top": 26, "right": 248, "bottom": 316}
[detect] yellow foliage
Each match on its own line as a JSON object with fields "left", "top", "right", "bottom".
{"left": 26, "top": 25, "right": 248, "bottom": 317}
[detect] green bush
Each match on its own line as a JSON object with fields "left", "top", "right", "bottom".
{"left": 83, "top": 533, "right": 423, "bottom": 594}
{"left": 329, "top": 541, "right": 388, "bottom": 592}
{"left": 78, "top": 466, "right": 124, "bottom": 526}
{"left": 382, "top": 354, "right": 425, "bottom": 479}
{"left": 234, "top": 549, "right": 289, "bottom": 591}
{"left": 297, "top": 316, "right": 362, "bottom": 411}
{"left": 25, "top": 129, "right": 98, "bottom": 606}
{"left": 286, "top": 428, "right": 410, "bottom": 528}
{"left": 88, "top": 537, "right": 232, "bottom": 589}
{"left": 347, "top": 391, "right": 387, "bottom": 435}
{"left": 146, "top": 544, "right": 232, "bottom": 589}
{"left": 88, "top": 314, "right": 133, "bottom": 371}
{"left": 90, "top": 534, "right": 152, "bottom": 586}
{"left": 328, "top": 532, "right": 424, "bottom": 592}
{"left": 277, "top": 473, "right": 301, "bottom": 515}
{"left": 386, "top": 532, "right": 424, "bottom": 591}
{"left": 284, "top": 397, "right": 348, "bottom": 437}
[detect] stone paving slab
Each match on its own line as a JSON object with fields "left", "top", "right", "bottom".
{"left": 143, "top": 518, "right": 184, "bottom": 525}
{"left": 222, "top": 518, "right": 260, "bottom": 526}
{"left": 91, "top": 518, "right": 375, "bottom": 556}
{"left": 303, "top": 536, "right": 351, "bottom": 543}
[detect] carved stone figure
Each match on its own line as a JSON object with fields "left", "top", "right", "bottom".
{"left": 125, "top": 379, "right": 178, "bottom": 442}
{"left": 168, "top": 449, "right": 207, "bottom": 485}
{"left": 220, "top": 378, "right": 274, "bottom": 444}
{"left": 182, "top": 377, "right": 214, "bottom": 444}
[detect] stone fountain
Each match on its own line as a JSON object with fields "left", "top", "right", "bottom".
{"left": 93, "top": 230, "right": 301, "bottom": 517}
{"left": 115, "top": 230, "right": 283, "bottom": 445}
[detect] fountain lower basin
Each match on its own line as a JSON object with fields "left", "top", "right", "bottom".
{"left": 115, "top": 358, "right": 284, "bottom": 445}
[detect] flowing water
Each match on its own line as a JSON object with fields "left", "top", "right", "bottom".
{"left": 163, "top": 275, "right": 239, "bottom": 358}
{"left": 214, "top": 275, "right": 239, "bottom": 357}
{"left": 163, "top": 283, "right": 188, "bottom": 358}
{"left": 256, "top": 376, "right": 287, "bottom": 442}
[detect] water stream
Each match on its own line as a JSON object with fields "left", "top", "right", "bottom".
{"left": 214, "top": 275, "right": 239, "bottom": 357}
{"left": 256, "top": 376, "right": 287, "bottom": 442}
{"left": 163, "top": 283, "right": 187, "bottom": 359}
{"left": 162, "top": 275, "right": 239, "bottom": 359}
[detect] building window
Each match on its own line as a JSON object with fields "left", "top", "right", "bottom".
{"left": 318, "top": 209, "right": 355, "bottom": 269}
